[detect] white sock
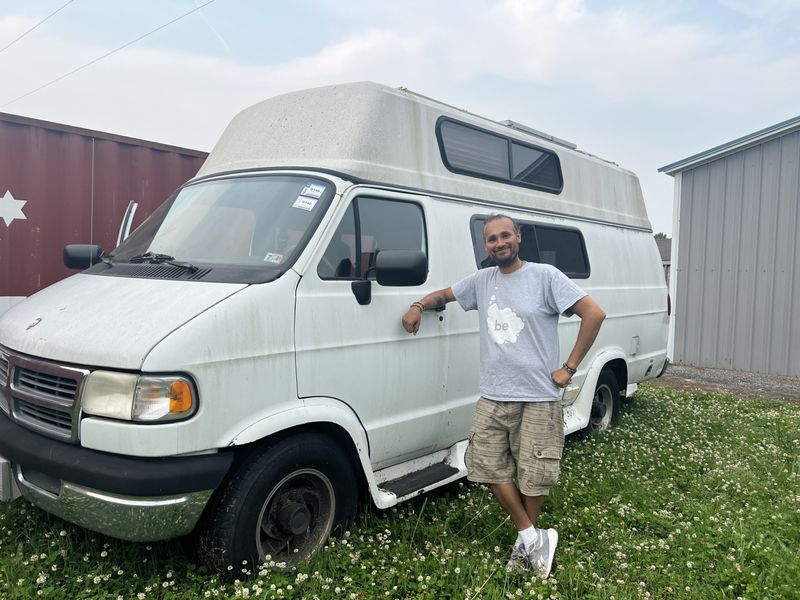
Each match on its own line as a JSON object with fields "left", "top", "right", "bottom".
{"left": 518, "top": 526, "right": 540, "bottom": 551}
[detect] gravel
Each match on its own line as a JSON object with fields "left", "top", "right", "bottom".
{"left": 646, "top": 363, "right": 800, "bottom": 404}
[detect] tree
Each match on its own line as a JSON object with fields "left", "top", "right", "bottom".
{"left": 654, "top": 232, "right": 668, "bottom": 239}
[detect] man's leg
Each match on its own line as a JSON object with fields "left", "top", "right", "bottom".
{"left": 522, "top": 494, "right": 544, "bottom": 525}
{"left": 489, "top": 482, "right": 532, "bottom": 530}
{"left": 515, "top": 401, "right": 564, "bottom": 577}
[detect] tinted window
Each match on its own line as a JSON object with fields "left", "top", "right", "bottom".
{"left": 437, "top": 118, "right": 563, "bottom": 193}
{"left": 317, "top": 203, "right": 356, "bottom": 279}
{"left": 318, "top": 198, "right": 427, "bottom": 281}
{"left": 470, "top": 216, "right": 589, "bottom": 278}
{"left": 535, "top": 225, "right": 588, "bottom": 276}
{"left": 511, "top": 143, "right": 562, "bottom": 189}
{"left": 439, "top": 120, "right": 509, "bottom": 179}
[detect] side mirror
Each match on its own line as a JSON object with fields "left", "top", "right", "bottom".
{"left": 64, "top": 244, "right": 103, "bottom": 269}
{"left": 375, "top": 250, "right": 428, "bottom": 286}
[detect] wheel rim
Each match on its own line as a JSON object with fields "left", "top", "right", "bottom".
{"left": 255, "top": 468, "right": 336, "bottom": 569}
{"left": 589, "top": 383, "right": 614, "bottom": 432}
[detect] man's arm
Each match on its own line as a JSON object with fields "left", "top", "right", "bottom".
{"left": 551, "top": 295, "right": 606, "bottom": 387}
{"left": 401, "top": 287, "right": 456, "bottom": 335}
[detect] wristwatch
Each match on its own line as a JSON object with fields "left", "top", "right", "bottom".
{"left": 562, "top": 362, "right": 577, "bottom": 375}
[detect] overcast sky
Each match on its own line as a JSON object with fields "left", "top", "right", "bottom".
{"left": 2, "top": 0, "right": 799, "bottom": 235}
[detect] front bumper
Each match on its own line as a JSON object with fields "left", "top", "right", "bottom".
{"left": 11, "top": 463, "right": 212, "bottom": 541}
{"left": 0, "top": 411, "right": 233, "bottom": 541}
{"left": 0, "top": 455, "right": 20, "bottom": 501}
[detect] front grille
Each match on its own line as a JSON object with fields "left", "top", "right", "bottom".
{"left": 1, "top": 347, "right": 88, "bottom": 442}
{"left": 15, "top": 399, "right": 73, "bottom": 437}
{"left": 16, "top": 368, "right": 78, "bottom": 403}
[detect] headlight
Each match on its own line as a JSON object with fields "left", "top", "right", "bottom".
{"left": 81, "top": 371, "right": 197, "bottom": 422}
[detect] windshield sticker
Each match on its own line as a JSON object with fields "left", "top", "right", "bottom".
{"left": 292, "top": 196, "right": 318, "bottom": 211}
{"left": 300, "top": 183, "right": 326, "bottom": 199}
{"left": 264, "top": 252, "right": 283, "bottom": 264}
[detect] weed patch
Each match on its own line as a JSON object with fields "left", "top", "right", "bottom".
{"left": 1, "top": 386, "right": 798, "bottom": 598}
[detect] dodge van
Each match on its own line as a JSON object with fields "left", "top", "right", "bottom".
{"left": 0, "top": 82, "right": 668, "bottom": 572}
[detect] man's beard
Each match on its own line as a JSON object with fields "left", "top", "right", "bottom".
{"left": 493, "top": 248, "right": 519, "bottom": 268}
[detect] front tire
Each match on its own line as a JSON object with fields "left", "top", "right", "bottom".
{"left": 195, "top": 432, "right": 358, "bottom": 574}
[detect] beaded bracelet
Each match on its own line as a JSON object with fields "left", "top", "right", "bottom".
{"left": 411, "top": 302, "right": 425, "bottom": 313}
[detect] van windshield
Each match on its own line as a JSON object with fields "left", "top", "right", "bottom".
{"left": 111, "top": 174, "right": 333, "bottom": 281}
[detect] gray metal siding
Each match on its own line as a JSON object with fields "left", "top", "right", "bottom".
{"left": 674, "top": 131, "right": 800, "bottom": 376}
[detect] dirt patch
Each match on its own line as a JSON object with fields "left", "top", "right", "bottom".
{"left": 647, "top": 364, "right": 800, "bottom": 404}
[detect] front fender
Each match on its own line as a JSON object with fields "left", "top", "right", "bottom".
{"left": 229, "top": 397, "right": 387, "bottom": 502}
{"left": 230, "top": 397, "right": 369, "bottom": 452}
{"left": 563, "top": 349, "right": 627, "bottom": 434}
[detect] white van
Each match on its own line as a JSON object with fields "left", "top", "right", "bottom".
{"left": 0, "top": 82, "right": 668, "bottom": 571}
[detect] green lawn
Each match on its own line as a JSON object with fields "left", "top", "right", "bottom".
{"left": 2, "top": 385, "right": 799, "bottom": 599}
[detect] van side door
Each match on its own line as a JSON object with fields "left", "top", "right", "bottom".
{"left": 294, "top": 192, "right": 450, "bottom": 470}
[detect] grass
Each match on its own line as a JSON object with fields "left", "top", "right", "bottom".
{"left": 1, "top": 385, "right": 799, "bottom": 599}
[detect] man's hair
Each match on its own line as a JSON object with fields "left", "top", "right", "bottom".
{"left": 483, "top": 213, "right": 520, "bottom": 237}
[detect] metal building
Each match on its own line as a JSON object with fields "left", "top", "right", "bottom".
{"left": 0, "top": 113, "right": 207, "bottom": 314}
{"left": 659, "top": 116, "right": 800, "bottom": 376}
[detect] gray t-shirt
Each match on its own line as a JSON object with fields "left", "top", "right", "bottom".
{"left": 452, "top": 262, "right": 587, "bottom": 402}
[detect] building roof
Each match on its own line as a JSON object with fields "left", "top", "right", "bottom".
{"left": 659, "top": 115, "right": 800, "bottom": 176}
{"left": 655, "top": 238, "right": 671, "bottom": 263}
{"left": 198, "top": 82, "right": 652, "bottom": 230}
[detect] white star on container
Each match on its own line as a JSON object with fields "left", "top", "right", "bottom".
{"left": 0, "top": 190, "right": 28, "bottom": 227}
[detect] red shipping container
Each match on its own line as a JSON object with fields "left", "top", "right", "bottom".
{"left": 0, "top": 113, "right": 207, "bottom": 314}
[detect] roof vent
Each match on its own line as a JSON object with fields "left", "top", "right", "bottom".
{"left": 499, "top": 120, "right": 578, "bottom": 150}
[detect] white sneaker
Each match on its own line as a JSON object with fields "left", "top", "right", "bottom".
{"left": 528, "top": 528, "right": 558, "bottom": 578}
{"left": 505, "top": 542, "right": 531, "bottom": 572}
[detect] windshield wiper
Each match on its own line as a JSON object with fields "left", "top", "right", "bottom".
{"left": 99, "top": 251, "right": 115, "bottom": 267}
{"left": 128, "top": 252, "right": 198, "bottom": 273}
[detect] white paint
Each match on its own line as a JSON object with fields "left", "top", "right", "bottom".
{"left": 0, "top": 190, "right": 27, "bottom": 227}
{"left": 0, "top": 297, "right": 26, "bottom": 317}
{"left": 0, "top": 275, "right": 245, "bottom": 368}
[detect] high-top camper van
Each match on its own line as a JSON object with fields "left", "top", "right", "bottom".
{"left": 0, "top": 82, "right": 668, "bottom": 572}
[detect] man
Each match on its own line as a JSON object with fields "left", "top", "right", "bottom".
{"left": 401, "top": 214, "right": 605, "bottom": 577}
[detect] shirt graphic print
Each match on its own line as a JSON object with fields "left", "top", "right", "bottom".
{"left": 486, "top": 295, "right": 524, "bottom": 344}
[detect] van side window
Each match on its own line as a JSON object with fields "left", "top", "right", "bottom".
{"left": 318, "top": 203, "right": 357, "bottom": 279}
{"left": 318, "top": 198, "right": 427, "bottom": 281}
{"left": 437, "top": 118, "right": 563, "bottom": 193}
{"left": 470, "top": 216, "right": 590, "bottom": 278}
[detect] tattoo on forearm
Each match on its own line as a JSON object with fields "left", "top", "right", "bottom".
{"left": 434, "top": 295, "right": 445, "bottom": 309}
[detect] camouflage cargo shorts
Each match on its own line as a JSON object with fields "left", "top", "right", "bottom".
{"left": 465, "top": 397, "right": 565, "bottom": 496}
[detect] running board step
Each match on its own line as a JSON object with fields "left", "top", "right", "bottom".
{"left": 380, "top": 463, "right": 459, "bottom": 498}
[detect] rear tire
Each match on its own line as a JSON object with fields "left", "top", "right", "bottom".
{"left": 584, "top": 370, "right": 620, "bottom": 434}
{"left": 195, "top": 432, "right": 358, "bottom": 575}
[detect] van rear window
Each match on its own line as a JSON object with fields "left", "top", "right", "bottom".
{"left": 470, "top": 216, "right": 590, "bottom": 278}
{"left": 437, "top": 118, "right": 563, "bottom": 193}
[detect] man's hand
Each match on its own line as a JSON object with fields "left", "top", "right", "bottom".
{"left": 551, "top": 367, "right": 571, "bottom": 388}
{"left": 402, "top": 307, "right": 423, "bottom": 335}
{"left": 400, "top": 288, "right": 455, "bottom": 335}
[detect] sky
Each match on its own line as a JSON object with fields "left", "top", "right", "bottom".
{"left": 2, "top": 0, "right": 800, "bottom": 235}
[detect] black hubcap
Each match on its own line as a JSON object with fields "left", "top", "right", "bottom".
{"left": 276, "top": 502, "right": 311, "bottom": 535}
